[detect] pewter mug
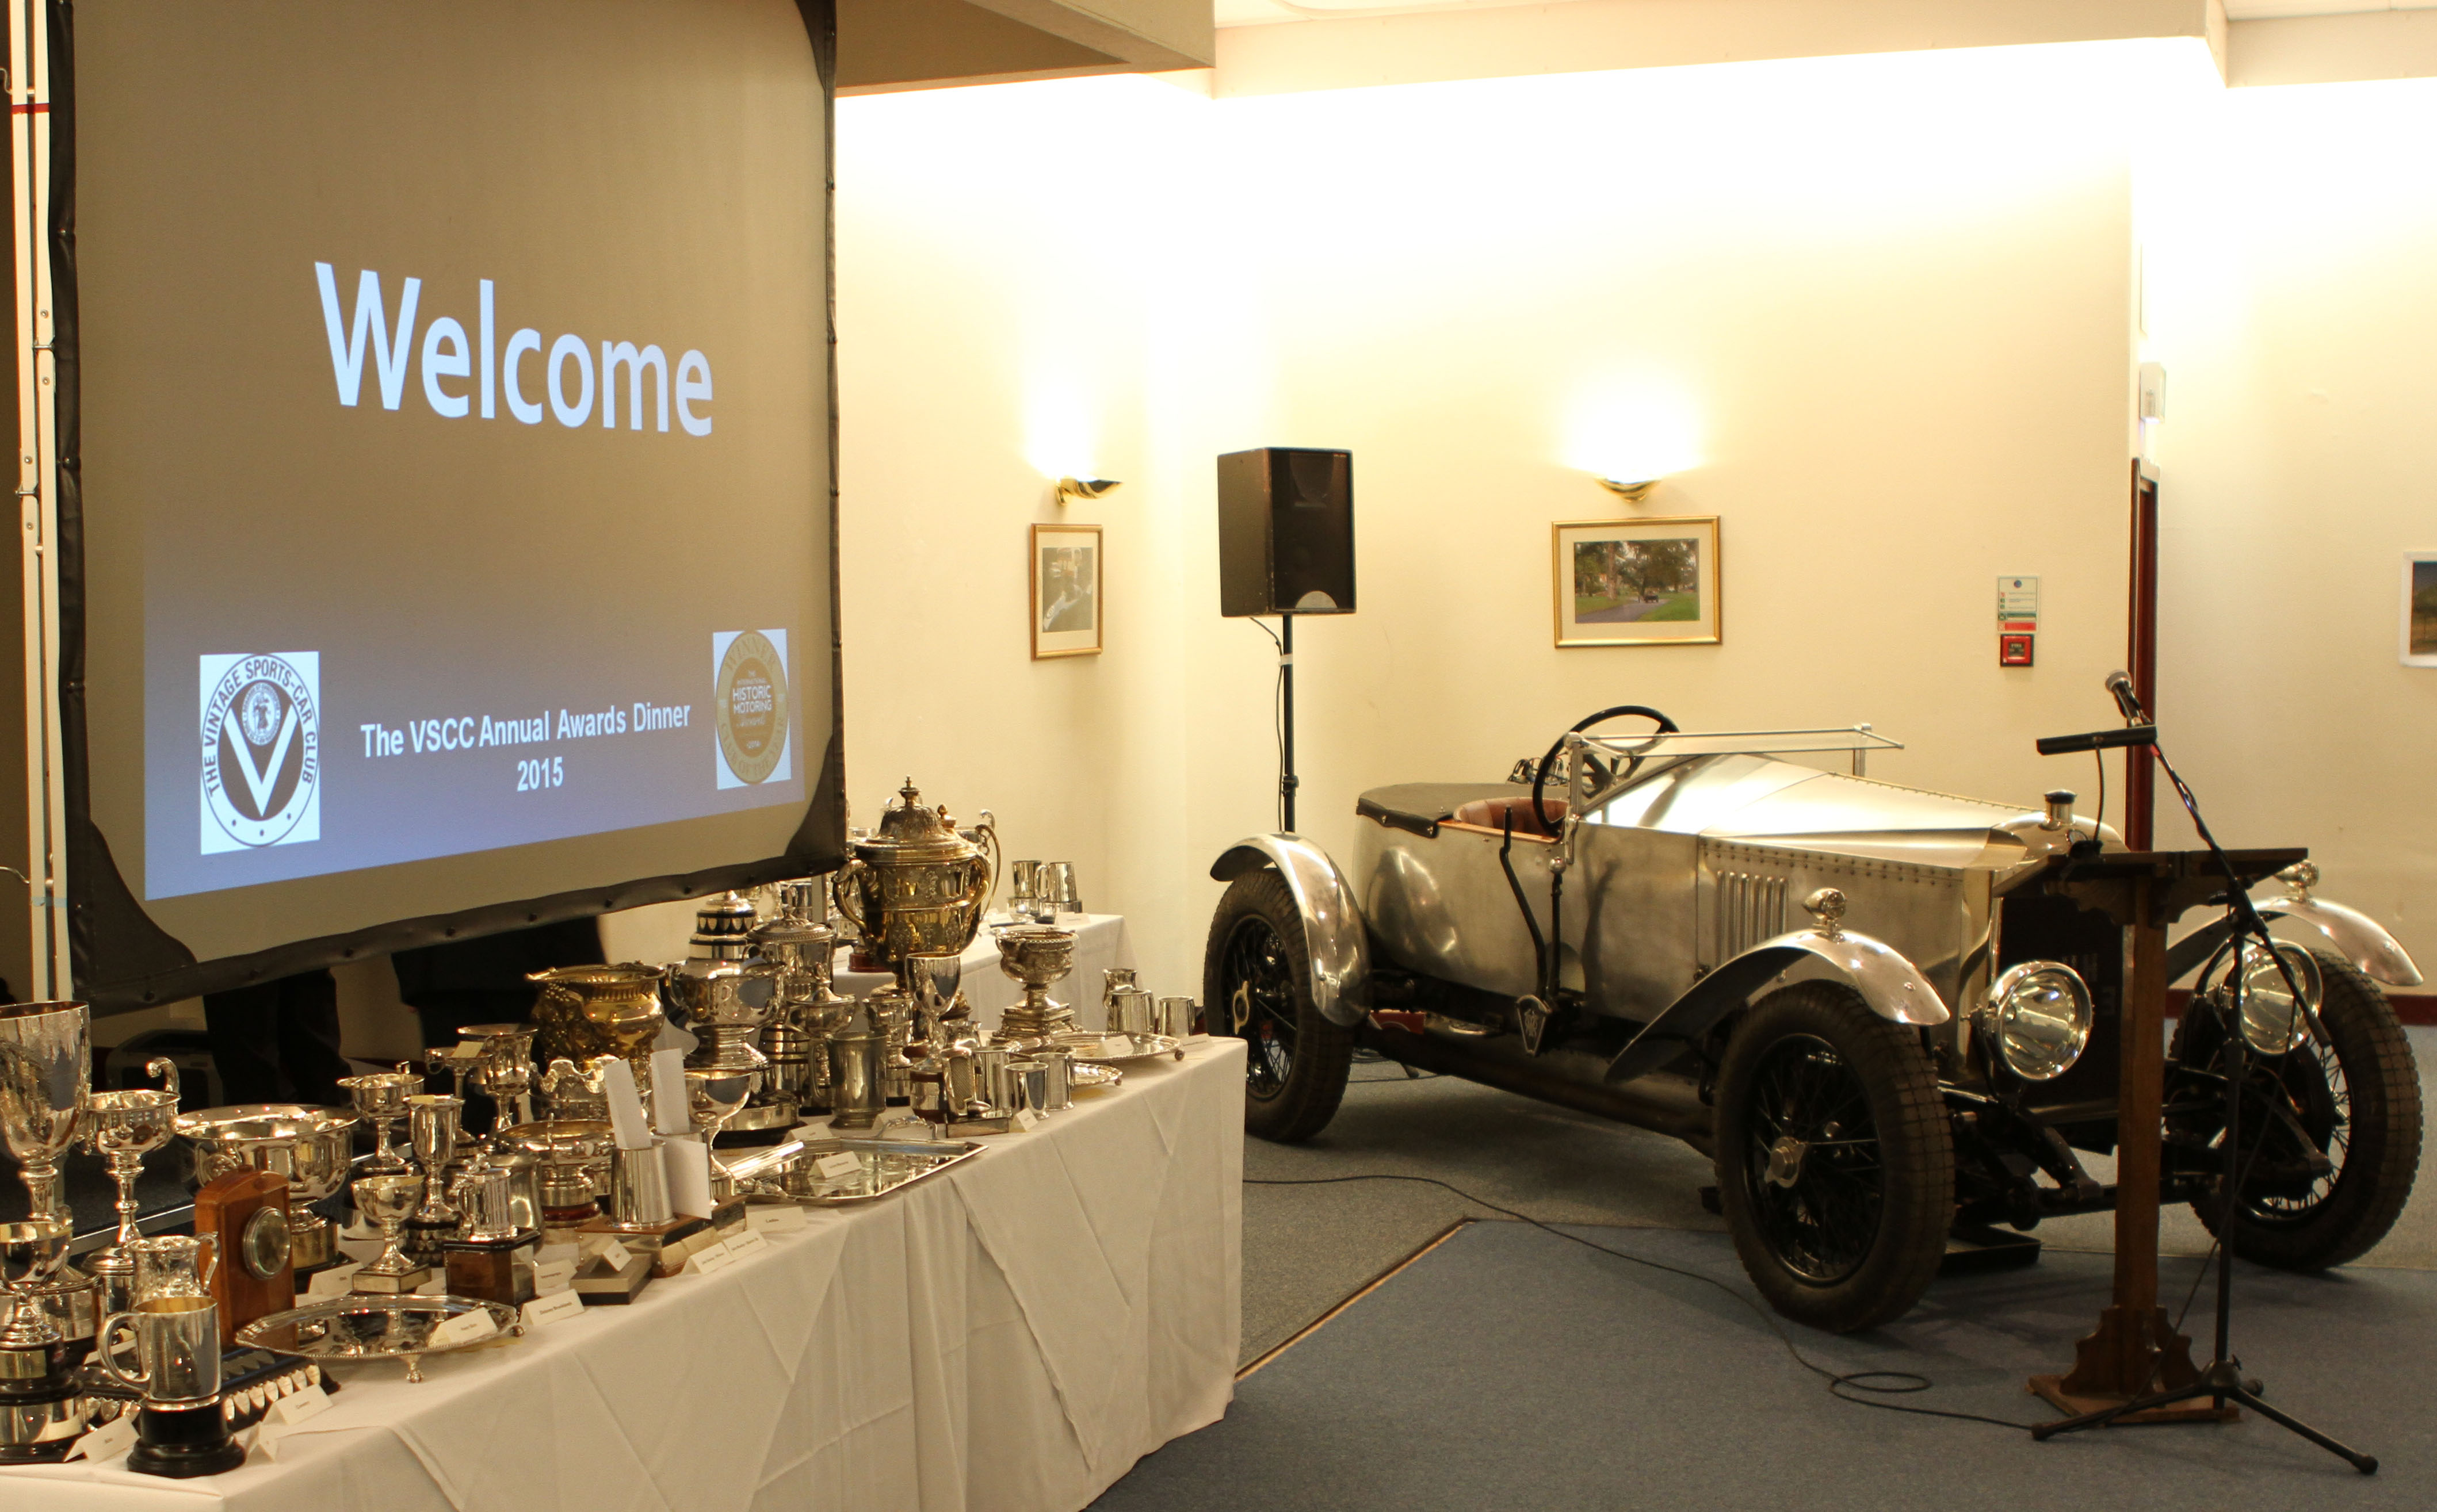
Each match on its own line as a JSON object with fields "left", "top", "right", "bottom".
{"left": 825, "top": 1023, "right": 888, "bottom": 1131}
{"left": 1109, "top": 987, "right": 1157, "bottom": 1037}
{"left": 97, "top": 1296, "right": 221, "bottom": 1406}
{"left": 1033, "top": 1050, "right": 1074, "bottom": 1112}
{"left": 972, "top": 1045, "right": 1018, "bottom": 1116}
{"left": 609, "top": 1145, "right": 674, "bottom": 1228}
{"left": 1155, "top": 997, "right": 1197, "bottom": 1039}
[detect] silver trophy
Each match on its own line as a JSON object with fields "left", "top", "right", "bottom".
{"left": 0, "top": 1218, "right": 85, "bottom": 1461}
{"left": 755, "top": 885, "right": 851, "bottom": 1112}
{"left": 175, "top": 1104, "right": 360, "bottom": 1272}
{"left": 668, "top": 894, "right": 791, "bottom": 1130}
{"left": 79, "top": 1058, "right": 182, "bottom": 1316}
{"left": 337, "top": 1064, "right": 418, "bottom": 1177}
{"left": 0, "top": 1000, "right": 96, "bottom": 1353}
{"left": 994, "top": 925, "right": 1079, "bottom": 1045}
{"left": 456, "top": 1023, "right": 540, "bottom": 1132}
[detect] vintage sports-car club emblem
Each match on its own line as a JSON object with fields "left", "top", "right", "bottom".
{"left": 200, "top": 652, "right": 320, "bottom": 852}
{"left": 714, "top": 630, "right": 789, "bottom": 786}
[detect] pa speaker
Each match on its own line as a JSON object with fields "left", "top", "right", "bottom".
{"left": 1216, "top": 447, "right": 1354, "bottom": 617}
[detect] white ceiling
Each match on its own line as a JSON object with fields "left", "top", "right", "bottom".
{"left": 2225, "top": 2, "right": 2437, "bottom": 16}
{"left": 1214, "top": 0, "right": 2437, "bottom": 29}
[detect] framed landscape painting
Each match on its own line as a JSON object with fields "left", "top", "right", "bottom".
{"left": 1554, "top": 516, "right": 1721, "bottom": 647}
{"left": 1032, "top": 523, "right": 1103, "bottom": 659}
{"left": 2405, "top": 554, "right": 2437, "bottom": 667}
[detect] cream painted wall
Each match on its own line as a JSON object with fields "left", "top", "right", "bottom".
{"left": 2140, "top": 75, "right": 2437, "bottom": 969}
{"left": 836, "top": 42, "right": 2154, "bottom": 996}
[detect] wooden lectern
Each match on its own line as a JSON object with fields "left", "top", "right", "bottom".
{"left": 2025, "top": 846, "right": 2304, "bottom": 1422}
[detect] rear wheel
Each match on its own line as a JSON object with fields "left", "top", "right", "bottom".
{"left": 2169, "top": 951, "right": 2422, "bottom": 1270}
{"left": 1204, "top": 870, "right": 1354, "bottom": 1143}
{"left": 1712, "top": 982, "right": 1954, "bottom": 1333}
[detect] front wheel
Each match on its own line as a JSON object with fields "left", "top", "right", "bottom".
{"left": 2169, "top": 952, "right": 2423, "bottom": 1269}
{"left": 1713, "top": 982, "right": 1954, "bottom": 1333}
{"left": 1204, "top": 870, "right": 1354, "bottom": 1143}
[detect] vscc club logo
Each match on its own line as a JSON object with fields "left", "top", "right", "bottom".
{"left": 200, "top": 653, "right": 320, "bottom": 853}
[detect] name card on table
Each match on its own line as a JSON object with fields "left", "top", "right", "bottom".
{"left": 1014, "top": 1108, "right": 1042, "bottom": 1132}
{"left": 269, "top": 1387, "right": 333, "bottom": 1429}
{"left": 522, "top": 1289, "right": 588, "bottom": 1330}
{"left": 64, "top": 1415, "right": 139, "bottom": 1463}
{"left": 304, "top": 1261, "right": 365, "bottom": 1299}
{"left": 427, "top": 1310, "right": 499, "bottom": 1349}
{"left": 746, "top": 1204, "right": 806, "bottom": 1235}
{"left": 725, "top": 1229, "right": 769, "bottom": 1260}
{"left": 415, "top": 1274, "right": 449, "bottom": 1297}
{"left": 813, "top": 1152, "right": 862, "bottom": 1181}
{"left": 690, "top": 1241, "right": 735, "bottom": 1277}
{"left": 582, "top": 1238, "right": 636, "bottom": 1274}
{"left": 532, "top": 1257, "right": 577, "bottom": 1296}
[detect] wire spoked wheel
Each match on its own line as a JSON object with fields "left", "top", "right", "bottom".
{"left": 1225, "top": 913, "right": 1300, "bottom": 1098}
{"left": 2169, "top": 951, "right": 2421, "bottom": 1269}
{"left": 1740, "top": 1035, "right": 1885, "bottom": 1284}
{"left": 1713, "top": 982, "right": 1953, "bottom": 1333}
{"left": 1203, "top": 868, "right": 1354, "bottom": 1142}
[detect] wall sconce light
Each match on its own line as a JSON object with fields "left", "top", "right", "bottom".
{"left": 1055, "top": 477, "right": 1121, "bottom": 506}
{"left": 1595, "top": 476, "right": 1659, "bottom": 505}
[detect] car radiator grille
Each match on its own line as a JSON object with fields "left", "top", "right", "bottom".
{"left": 1715, "top": 871, "right": 1790, "bottom": 962}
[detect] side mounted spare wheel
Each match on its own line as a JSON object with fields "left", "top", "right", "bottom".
{"left": 1713, "top": 981, "right": 1954, "bottom": 1333}
{"left": 1205, "top": 868, "right": 1355, "bottom": 1143}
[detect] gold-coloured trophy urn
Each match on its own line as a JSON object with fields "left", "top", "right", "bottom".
{"left": 527, "top": 964, "right": 669, "bottom": 1070}
{"left": 832, "top": 780, "right": 998, "bottom": 992}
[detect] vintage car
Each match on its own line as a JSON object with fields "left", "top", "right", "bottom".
{"left": 1201, "top": 706, "right": 2425, "bottom": 1332}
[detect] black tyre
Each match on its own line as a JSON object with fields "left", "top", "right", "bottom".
{"left": 2169, "top": 951, "right": 2422, "bottom": 1270}
{"left": 1204, "top": 869, "right": 1355, "bottom": 1143}
{"left": 1713, "top": 982, "right": 1954, "bottom": 1333}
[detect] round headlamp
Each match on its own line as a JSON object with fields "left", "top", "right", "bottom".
{"left": 1983, "top": 961, "right": 2094, "bottom": 1082}
{"left": 2229, "top": 942, "right": 2320, "bottom": 1057}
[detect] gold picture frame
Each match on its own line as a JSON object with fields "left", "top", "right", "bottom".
{"left": 1553, "top": 516, "right": 1721, "bottom": 647}
{"left": 1030, "top": 523, "right": 1103, "bottom": 659}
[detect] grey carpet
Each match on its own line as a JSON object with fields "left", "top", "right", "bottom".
{"left": 1104, "top": 1220, "right": 2434, "bottom": 1511}
{"left": 1240, "top": 1027, "right": 2437, "bottom": 1365}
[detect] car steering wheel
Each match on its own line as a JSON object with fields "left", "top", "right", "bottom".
{"left": 1531, "top": 705, "right": 1679, "bottom": 835}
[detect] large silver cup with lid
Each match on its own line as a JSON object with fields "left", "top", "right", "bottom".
{"left": 831, "top": 780, "right": 998, "bottom": 992}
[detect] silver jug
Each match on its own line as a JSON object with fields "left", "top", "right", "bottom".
{"left": 449, "top": 1157, "right": 520, "bottom": 1243}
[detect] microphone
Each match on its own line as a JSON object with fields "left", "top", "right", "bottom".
{"left": 2104, "top": 669, "right": 2145, "bottom": 724}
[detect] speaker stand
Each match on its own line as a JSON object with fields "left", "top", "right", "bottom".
{"left": 1279, "top": 613, "right": 1298, "bottom": 832}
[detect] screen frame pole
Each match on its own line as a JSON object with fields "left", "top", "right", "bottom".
{"left": 10, "top": 0, "right": 69, "bottom": 999}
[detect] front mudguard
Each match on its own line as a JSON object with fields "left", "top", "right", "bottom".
{"left": 1211, "top": 834, "right": 1371, "bottom": 1028}
{"left": 1606, "top": 926, "right": 1949, "bottom": 1084}
{"left": 2165, "top": 893, "right": 2423, "bottom": 989}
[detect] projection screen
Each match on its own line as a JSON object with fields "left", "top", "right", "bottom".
{"left": 28, "top": 0, "right": 840, "bottom": 1008}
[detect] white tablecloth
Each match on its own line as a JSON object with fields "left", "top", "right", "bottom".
{"left": 837, "top": 914, "right": 1140, "bottom": 1034}
{"left": 3, "top": 1039, "right": 1245, "bottom": 1512}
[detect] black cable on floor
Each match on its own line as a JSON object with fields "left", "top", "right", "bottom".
{"left": 1244, "top": 1172, "right": 2041, "bottom": 1432}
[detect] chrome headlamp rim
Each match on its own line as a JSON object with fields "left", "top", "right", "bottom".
{"left": 2225, "top": 941, "right": 2321, "bottom": 1057}
{"left": 1981, "top": 960, "right": 2095, "bottom": 1083}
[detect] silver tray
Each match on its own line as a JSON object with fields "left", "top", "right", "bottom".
{"left": 1069, "top": 1061, "right": 1122, "bottom": 1091}
{"left": 1056, "top": 1031, "right": 1183, "bottom": 1064}
{"left": 236, "top": 1295, "right": 522, "bottom": 1383}
{"left": 779, "top": 1137, "right": 985, "bottom": 1205}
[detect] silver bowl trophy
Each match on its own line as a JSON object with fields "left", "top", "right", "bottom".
{"left": 667, "top": 893, "right": 790, "bottom": 1135}
{"left": 175, "top": 1104, "right": 360, "bottom": 1274}
{"left": 995, "top": 925, "right": 1080, "bottom": 1045}
{"left": 80, "top": 1057, "right": 182, "bottom": 1315}
{"left": 349, "top": 1174, "right": 429, "bottom": 1294}
{"left": 456, "top": 1022, "right": 540, "bottom": 1132}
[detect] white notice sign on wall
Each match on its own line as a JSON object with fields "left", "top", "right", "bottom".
{"left": 1998, "top": 576, "right": 2039, "bottom": 630}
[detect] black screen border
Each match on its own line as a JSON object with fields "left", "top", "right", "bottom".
{"left": 49, "top": 0, "right": 846, "bottom": 1012}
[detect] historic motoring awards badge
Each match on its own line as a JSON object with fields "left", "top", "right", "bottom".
{"left": 200, "top": 653, "right": 321, "bottom": 853}
{"left": 712, "top": 629, "right": 790, "bottom": 788}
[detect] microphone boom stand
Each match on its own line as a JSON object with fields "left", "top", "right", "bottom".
{"left": 2032, "top": 689, "right": 2376, "bottom": 1473}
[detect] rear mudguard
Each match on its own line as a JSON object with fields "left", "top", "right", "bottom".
{"left": 1210, "top": 834, "right": 1370, "bottom": 1028}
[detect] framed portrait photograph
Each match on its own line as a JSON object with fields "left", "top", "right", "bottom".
{"left": 1554, "top": 516, "right": 1721, "bottom": 647}
{"left": 2403, "top": 553, "right": 2437, "bottom": 667}
{"left": 1031, "top": 523, "right": 1103, "bottom": 659}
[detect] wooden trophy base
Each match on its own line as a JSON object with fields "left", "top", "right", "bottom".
{"left": 2030, "top": 1305, "right": 2239, "bottom": 1425}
